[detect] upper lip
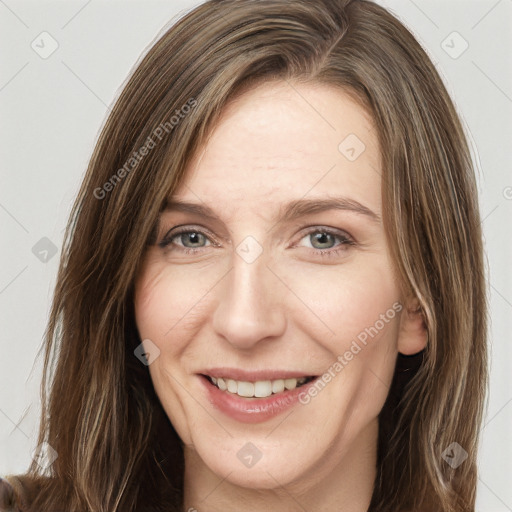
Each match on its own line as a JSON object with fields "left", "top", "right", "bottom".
{"left": 197, "top": 367, "right": 317, "bottom": 381}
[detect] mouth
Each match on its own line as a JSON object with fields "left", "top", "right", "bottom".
{"left": 201, "top": 374, "right": 317, "bottom": 399}
{"left": 198, "top": 369, "right": 321, "bottom": 423}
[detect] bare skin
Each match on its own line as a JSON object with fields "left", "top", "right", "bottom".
{"left": 134, "top": 81, "right": 427, "bottom": 512}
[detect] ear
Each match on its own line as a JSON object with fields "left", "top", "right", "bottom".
{"left": 397, "top": 297, "right": 428, "bottom": 355}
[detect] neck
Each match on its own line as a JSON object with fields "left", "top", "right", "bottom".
{"left": 183, "top": 419, "right": 378, "bottom": 512}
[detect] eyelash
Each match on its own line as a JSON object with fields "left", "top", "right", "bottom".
{"left": 158, "top": 226, "right": 219, "bottom": 255}
{"left": 158, "top": 225, "right": 355, "bottom": 259}
{"left": 295, "top": 227, "right": 355, "bottom": 258}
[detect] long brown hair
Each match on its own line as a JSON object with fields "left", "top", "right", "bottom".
{"left": 4, "top": 0, "right": 487, "bottom": 510}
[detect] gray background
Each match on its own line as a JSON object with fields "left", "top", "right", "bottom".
{"left": 1, "top": 0, "right": 511, "bottom": 509}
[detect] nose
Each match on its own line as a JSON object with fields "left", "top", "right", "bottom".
{"left": 212, "top": 250, "right": 287, "bottom": 350}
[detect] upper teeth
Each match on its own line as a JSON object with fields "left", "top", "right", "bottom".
{"left": 210, "top": 377, "right": 308, "bottom": 398}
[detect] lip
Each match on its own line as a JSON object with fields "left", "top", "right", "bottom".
{"left": 197, "top": 371, "right": 319, "bottom": 424}
{"left": 197, "top": 367, "right": 314, "bottom": 381}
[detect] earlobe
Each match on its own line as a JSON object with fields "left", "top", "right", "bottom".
{"left": 397, "top": 298, "right": 428, "bottom": 356}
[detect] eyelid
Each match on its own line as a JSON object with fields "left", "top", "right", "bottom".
{"left": 290, "top": 225, "right": 355, "bottom": 247}
{"left": 158, "top": 224, "right": 356, "bottom": 254}
{"left": 160, "top": 224, "right": 219, "bottom": 243}
{"left": 162, "top": 224, "right": 215, "bottom": 239}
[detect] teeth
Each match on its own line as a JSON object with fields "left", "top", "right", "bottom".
{"left": 209, "top": 376, "right": 310, "bottom": 398}
{"left": 284, "top": 378, "right": 297, "bottom": 390}
{"left": 272, "top": 379, "right": 285, "bottom": 394}
{"left": 227, "top": 379, "right": 237, "bottom": 393}
{"left": 237, "top": 381, "right": 255, "bottom": 397}
{"left": 255, "top": 380, "right": 272, "bottom": 397}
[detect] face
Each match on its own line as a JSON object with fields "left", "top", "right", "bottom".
{"left": 134, "top": 81, "right": 423, "bottom": 493}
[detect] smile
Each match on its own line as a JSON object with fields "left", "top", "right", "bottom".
{"left": 198, "top": 370, "right": 320, "bottom": 423}
{"left": 205, "top": 375, "right": 316, "bottom": 398}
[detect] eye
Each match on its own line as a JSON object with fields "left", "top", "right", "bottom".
{"left": 158, "top": 226, "right": 215, "bottom": 253}
{"left": 308, "top": 232, "right": 338, "bottom": 250}
{"left": 295, "top": 227, "right": 355, "bottom": 257}
{"left": 175, "top": 231, "right": 209, "bottom": 248}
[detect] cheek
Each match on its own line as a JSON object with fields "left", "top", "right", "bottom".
{"left": 282, "top": 255, "right": 401, "bottom": 351}
{"left": 280, "top": 254, "right": 402, "bottom": 417}
{"left": 133, "top": 255, "right": 227, "bottom": 353}
{"left": 134, "top": 262, "right": 173, "bottom": 348}
{"left": 134, "top": 256, "right": 221, "bottom": 443}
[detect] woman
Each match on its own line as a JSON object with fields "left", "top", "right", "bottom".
{"left": 1, "top": 0, "right": 487, "bottom": 510}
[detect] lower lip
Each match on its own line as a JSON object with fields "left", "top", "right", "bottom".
{"left": 199, "top": 375, "right": 318, "bottom": 424}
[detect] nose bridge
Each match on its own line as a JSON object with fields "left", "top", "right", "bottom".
{"left": 212, "top": 245, "right": 286, "bottom": 349}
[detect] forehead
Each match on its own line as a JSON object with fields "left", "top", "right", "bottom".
{"left": 171, "top": 81, "right": 382, "bottom": 219}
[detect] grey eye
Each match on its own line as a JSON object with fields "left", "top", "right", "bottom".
{"left": 309, "top": 232, "right": 336, "bottom": 249}
{"left": 178, "top": 231, "right": 208, "bottom": 248}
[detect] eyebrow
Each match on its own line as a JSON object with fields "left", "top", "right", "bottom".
{"left": 162, "top": 197, "right": 381, "bottom": 224}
